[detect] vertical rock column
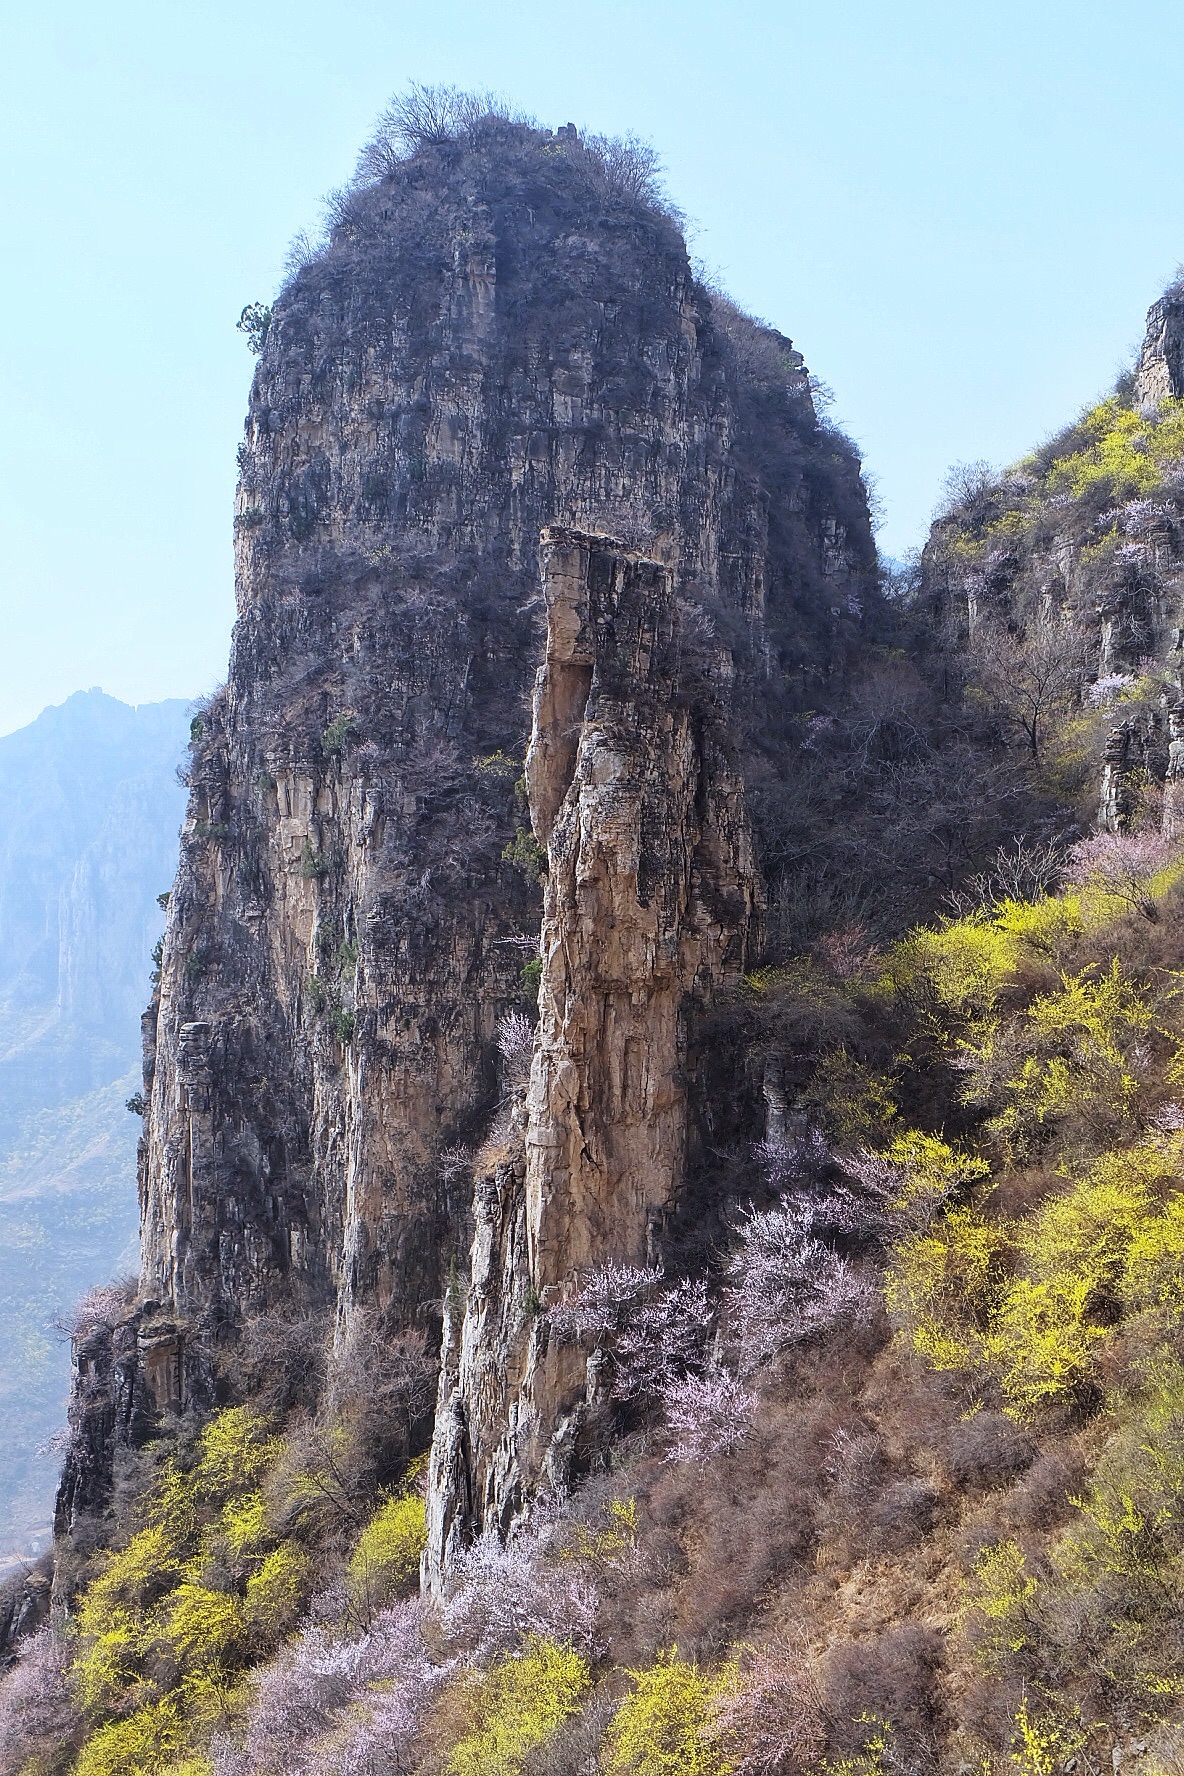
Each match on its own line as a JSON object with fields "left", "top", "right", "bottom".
{"left": 425, "top": 527, "right": 761, "bottom": 1586}
{"left": 1163, "top": 710, "right": 1184, "bottom": 840}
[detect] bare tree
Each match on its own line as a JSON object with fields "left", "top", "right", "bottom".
{"left": 969, "top": 611, "right": 1090, "bottom": 762}
{"left": 354, "top": 84, "right": 521, "bottom": 181}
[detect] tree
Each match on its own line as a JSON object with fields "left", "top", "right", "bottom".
{"left": 1063, "top": 827, "right": 1174, "bottom": 921}
{"left": 969, "top": 613, "right": 1089, "bottom": 763}
{"left": 237, "top": 303, "right": 272, "bottom": 354}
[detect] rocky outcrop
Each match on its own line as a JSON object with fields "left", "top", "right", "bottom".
{"left": 0, "top": 1558, "right": 51, "bottom": 1663}
{"left": 922, "top": 285, "right": 1184, "bottom": 830}
{"left": 54, "top": 1306, "right": 190, "bottom": 1538}
{"left": 425, "top": 529, "right": 760, "bottom": 1578}
{"left": 57, "top": 113, "right": 875, "bottom": 1550}
{"left": 1136, "top": 293, "right": 1184, "bottom": 410}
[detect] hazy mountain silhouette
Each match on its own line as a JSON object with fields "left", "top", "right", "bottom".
{"left": 0, "top": 690, "right": 189, "bottom": 1563}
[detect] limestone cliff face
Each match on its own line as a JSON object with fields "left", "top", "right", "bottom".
{"left": 426, "top": 529, "right": 760, "bottom": 1576}
{"left": 922, "top": 285, "right": 1184, "bottom": 832}
{"left": 1136, "top": 293, "right": 1184, "bottom": 410}
{"left": 58, "top": 116, "right": 875, "bottom": 1542}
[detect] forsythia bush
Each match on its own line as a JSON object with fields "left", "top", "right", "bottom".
{"left": 880, "top": 915, "right": 1017, "bottom": 1032}
{"left": 447, "top": 1636, "right": 591, "bottom": 1776}
{"left": 1043, "top": 396, "right": 1184, "bottom": 499}
{"left": 244, "top": 1543, "right": 312, "bottom": 1637}
{"left": 73, "top": 1699, "right": 185, "bottom": 1776}
{"left": 348, "top": 1489, "right": 428, "bottom": 1612}
{"left": 961, "top": 1540, "right": 1038, "bottom": 1673}
{"left": 604, "top": 1651, "right": 732, "bottom": 1776}
{"left": 890, "top": 1143, "right": 1180, "bottom": 1415}
{"left": 886, "top": 1205, "right": 1010, "bottom": 1373}
{"left": 68, "top": 1405, "right": 306, "bottom": 1770}
{"left": 981, "top": 963, "right": 1156, "bottom": 1156}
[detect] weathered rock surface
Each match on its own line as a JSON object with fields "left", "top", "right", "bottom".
{"left": 1136, "top": 293, "right": 1184, "bottom": 409}
{"left": 425, "top": 528, "right": 760, "bottom": 1577}
{"left": 922, "top": 285, "right": 1184, "bottom": 833}
{"left": 55, "top": 1307, "right": 188, "bottom": 1537}
{"left": 57, "top": 115, "right": 876, "bottom": 1550}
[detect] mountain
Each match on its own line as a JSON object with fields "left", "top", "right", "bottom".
{"left": 55, "top": 100, "right": 879, "bottom": 1551}
{"left": 0, "top": 691, "right": 188, "bottom": 1564}
{"left": 16, "top": 95, "right": 1184, "bottom": 1776}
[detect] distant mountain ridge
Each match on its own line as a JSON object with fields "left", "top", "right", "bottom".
{"left": 0, "top": 690, "right": 189, "bottom": 1563}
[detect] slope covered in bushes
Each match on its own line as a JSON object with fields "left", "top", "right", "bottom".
{"left": 9, "top": 823, "right": 1184, "bottom": 1775}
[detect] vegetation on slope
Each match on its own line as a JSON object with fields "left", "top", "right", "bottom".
{"left": 924, "top": 369, "right": 1184, "bottom": 772}
{"left": 9, "top": 819, "right": 1184, "bottom": 1775}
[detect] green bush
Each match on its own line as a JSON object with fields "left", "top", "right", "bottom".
{"left": 298, "top": 838, "right": 331, "bottom": 880}
{"left": 503, "top": 827, "right": 547, "bottom": 883}
{"left": 236, "top": 302, "right": 272, "bottom": 353}
{"left": 322, "top": 714, "right": 353, "bottom": 757}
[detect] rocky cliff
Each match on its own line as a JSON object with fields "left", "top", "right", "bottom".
{"left": 426, "top": 526, "right": 762, "bottom": 1576}
{"left": 922, "top": 286, "right": 1184, "bottom": 831}
{"left": 57, "top": 107, "right": 876, "bottom": 1558}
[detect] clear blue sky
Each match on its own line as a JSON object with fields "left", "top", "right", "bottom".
{"left": 4, "top": 0, "right": 1184, "bottom": 736}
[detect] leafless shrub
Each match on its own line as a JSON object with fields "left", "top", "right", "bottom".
{"left": 354, "top": 84, "right": 524, "bottom": 181}
{"left": 1003, "top": 1449, "right": 1085, "bottom": 1533}
{"left": 270, "top": 1319, "right": 437, "bottom": 1526}
{"left": 710, "top": 1640, "right": 829, "bottom": 1776}
{"left": 53, "top": 1277, "right": 136, "bottom": 1341}
{"left": 519, "top": 1692, "right": 615, "bottom": 1776}
{"left": 941, "top": 1411, "right": 1035, "bottom": 1491}
{"left": 968, "top": 612, "right": 1091, "bottom": 762}
{"left": 236, "top": 1309, "right": 329, "bottom": 1417}
{"left": 937, "top": 460, "right": 996, "bottom": 522}
{"left": 578, "top": 131, "right": 673, "bottom": 212}
{"left": 826, "top": 1425, "right": 890, "bottom": 1502}
{"left": 283, "top": 229, "right": 318, "bottom": 277}
{"left": 944, "top": 835, "right": 1067, "bottom": 916}
{"left": 868, "top": 1479, "right": 939, "bottom": 1554}
{"left": 822, "top": 1624, "right": 945, "bottom": 1767}
{"left": 439, "top": 1143, "right": 474, "bottom": 1183}
{"left": 496, "top": 1009, "right": 535, "bottom": 1087}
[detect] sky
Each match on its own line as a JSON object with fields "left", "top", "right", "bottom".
{"left": 3, "top": 0, "right": 1184, "bottom": 736}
